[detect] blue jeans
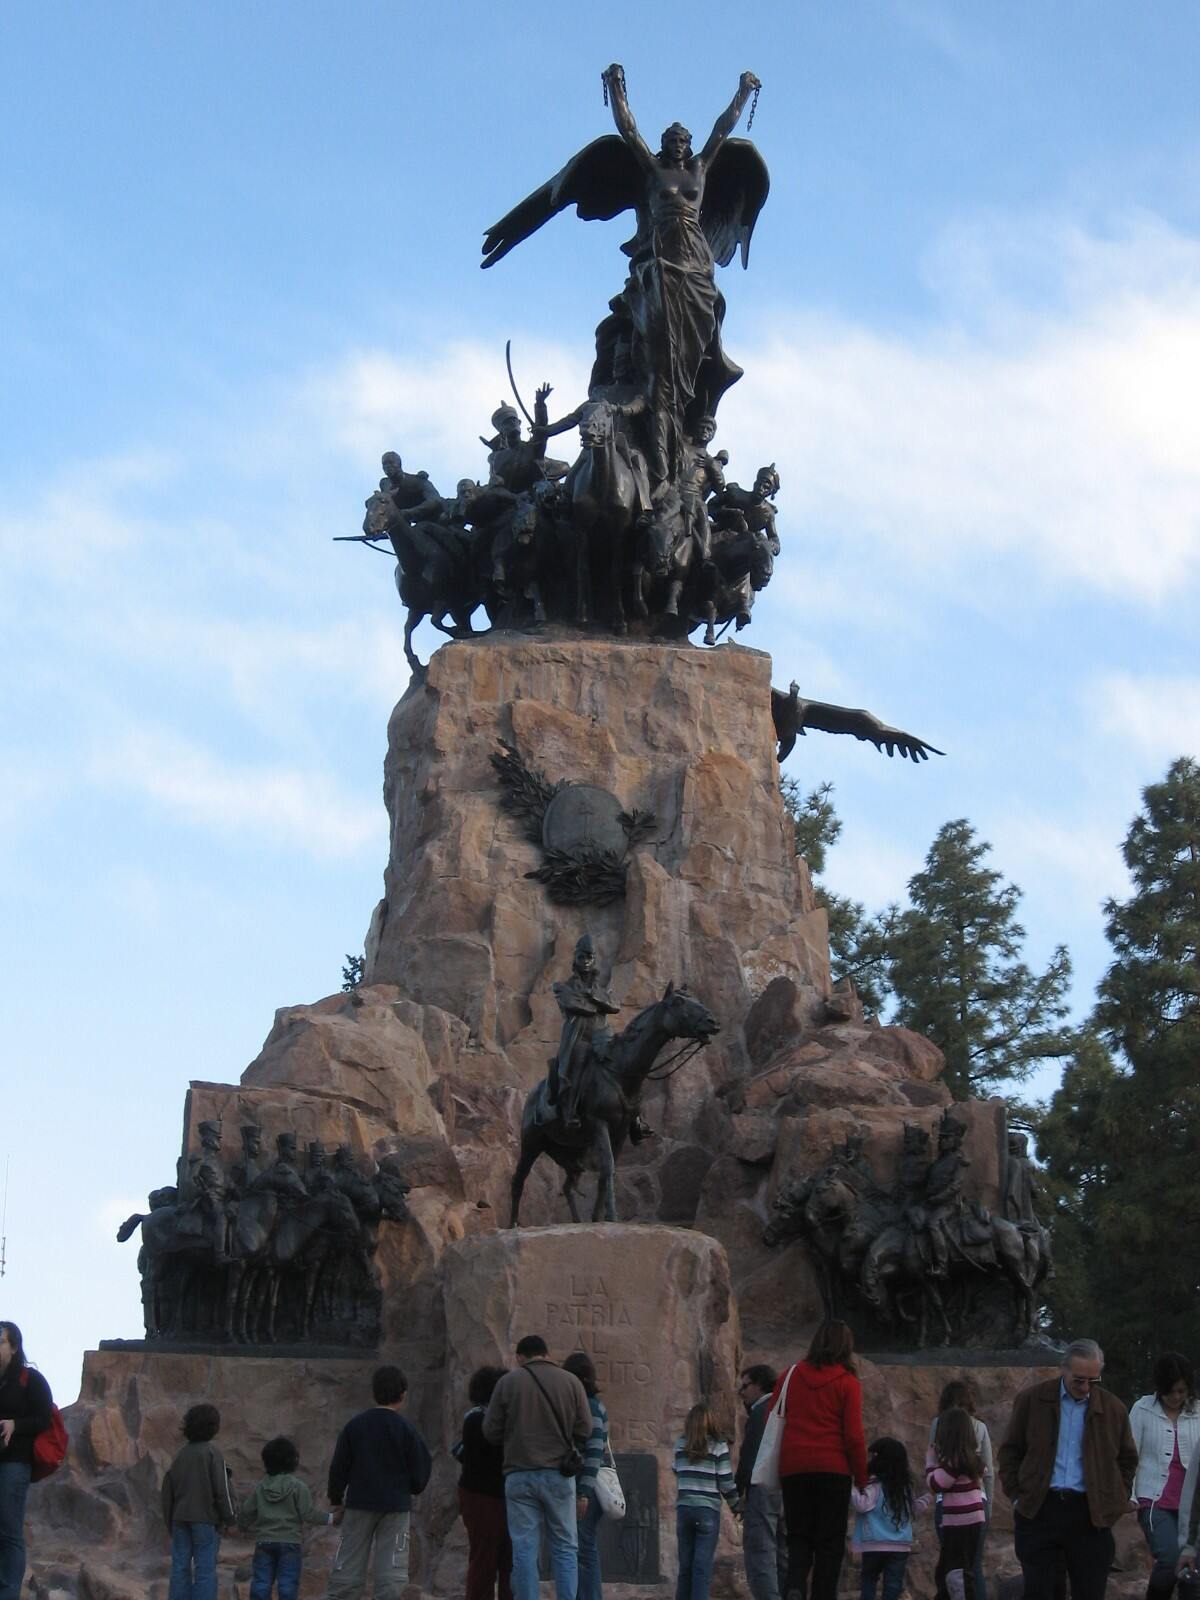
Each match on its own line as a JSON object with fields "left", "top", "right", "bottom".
{"left": 251, "top": 1540, "right": 302, "bottom": 1600}
{"left": 1139, "top": 1506, "right": 1181, "bottom": 1595}
{"left": 936, "top": 1500, "right": 989, "bottom": 1600}
{"left": 578, "top": 1491, "right": 604, "bottom": 1600}
{"left": 861, "top": 1551, "right": 909, "bottom": 1600}
{"left": 676, "top": 1503, "right": 721, "bottom": 1600}
{"left": 505, "top": 1469, "right": 578, "bottom": 1600}
{"left": 0, "top": 1461, "right": 31, "bottom": 1600}
{"left": 168, "top": 1521, "right": 220, "bottom": 1600}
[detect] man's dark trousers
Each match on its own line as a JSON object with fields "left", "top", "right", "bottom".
{"left": 1014, "top": 1490, "right": 1115, "bottom": 1600}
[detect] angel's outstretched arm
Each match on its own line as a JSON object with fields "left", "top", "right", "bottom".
{"left": 603, "top": 64, "right": 655, "bottom": 170}
{"left": 699, "top": 72, "right": 761, "bottom": 167}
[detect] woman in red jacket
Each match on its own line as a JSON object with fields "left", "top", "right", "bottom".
{"left": 770, "top": 1320, "right": 868, "bottom": 1600}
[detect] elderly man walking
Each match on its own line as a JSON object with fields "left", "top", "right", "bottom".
{"left": 737, "top": 1364, "right": 787, "bottom": 1600}
{"left": 998, "top": 1339, "right": 1137, "bottom": 1600}
{"left": 483, "top": 1335, "right": 593, "bottom": 1600}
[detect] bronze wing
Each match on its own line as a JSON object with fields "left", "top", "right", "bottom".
{"left": 701, "top": 138, "right": 771, "bottom": 268}
{"left": 797, "top": 698, "right": 945, "bottom": 763}
{"left": 481, "top": 136, "right": 645, "bottom": 269}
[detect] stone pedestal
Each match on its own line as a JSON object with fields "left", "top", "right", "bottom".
{"left": 432, "top": 1223, "right": 740, "bottom": 1591}
{"left": 30, "top": 1346, "right": 379, "bottom": 1598}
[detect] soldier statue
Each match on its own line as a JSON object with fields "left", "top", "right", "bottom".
{"left": 1004, "top": 1129, "right": 1054, "bottom": 1281}
{"left": 679, "top": 415, "right": 724, "bottom": 566}
{"left": 231, "top": 1123, "right": 265, "bottom": 1193}
{"left": 486, "top": 391, "right": 568, "bottom": 494}
{"left": 253, "top": 1130, "right": 308, "bottom": 1208}
{"left": 180, "top": 1119, "right": 232, "bottom": 1265}
{"left": 550, "top": 934, "right": 620, "bottom": 1133}
{"left": 916, "top": 1116, "right": 970, "bottom": 1278}
{"left": 306, "top": 1138, "right": 337, "bottom": 1195}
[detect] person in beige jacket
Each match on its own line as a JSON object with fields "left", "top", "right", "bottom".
{"left": 483, "top": 1335, "right": 592, "bottom": 1600}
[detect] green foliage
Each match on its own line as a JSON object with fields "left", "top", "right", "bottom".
{"left": 887, "top": 820, "right": 1075, "bottom": 1099}
{"left": 341, "top": 953, "right": 365, "bottom": 992}
{"left": 820, "top": 890, "right": 895, "bottom": 1018}
{"left": 1033, "top": 1031, "right": 1122, "bottom": 1354}
{"left": 1039, "top": 759, "right": 1200, "bottom": 1392}
{"left": 781, "top": 777, "right": 841, "bottom": 877}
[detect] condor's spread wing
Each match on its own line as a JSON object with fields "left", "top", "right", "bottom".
{"left": 799, "top": 699, "right": 945, "bottom": 764}
{"left": 702, "top": 138, "right": 770, "bottom": 268}
{"left": 482, "top": 137, "right": 644, "bottom": 269}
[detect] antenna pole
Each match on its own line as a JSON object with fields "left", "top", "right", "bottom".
{"left": 1, "top": 1157, "right": 9, "bottom": 1278}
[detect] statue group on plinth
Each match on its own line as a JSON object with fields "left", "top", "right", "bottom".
{"left": 342, "top": 66, "right": 783, "bottom": 670}
{"left": 765, "top": 1115, "right": 1054, "bottom": 1348}
{"left": 118, "top": 1122, "right": 411, "bottom": 1348}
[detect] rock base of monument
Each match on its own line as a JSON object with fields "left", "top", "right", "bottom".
{"left": 28, "top": 1346, "right": 384, "bottom": 1598}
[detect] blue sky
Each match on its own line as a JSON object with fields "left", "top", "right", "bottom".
{"left": 3, "top": 2, "right": 1199, "bottom": 1398}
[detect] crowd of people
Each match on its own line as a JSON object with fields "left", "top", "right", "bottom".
{"left": 734, "top": 1328, "right": 1200, "bottom": 1600}
{"left": 4, "top": 1314, "right": 1200, "bottom": 1600}
{"left": 445, "top": 1323, "right": 1200, "bottom": 1600}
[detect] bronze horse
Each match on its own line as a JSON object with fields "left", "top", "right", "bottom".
{"left": 510, "top": 983, "right": 719, "bottom": 1226}
{"left": 565, "top": 399, "right": 645, "bottom": 632}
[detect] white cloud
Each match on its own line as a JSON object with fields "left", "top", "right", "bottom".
{"left": 302, "top": 337, "right": 593, "bottom": 488}
{"left": 720, "top": 216, "right": 1200, "bottom": 604}
{"left": 88, "top": 727, "right": 381, "bottom": 860}
{"left": 1089, "top": 671, "right": 1200, "bottom": 761}
{"left": 818, "top": 823, "right": 919, "bottom": 910}
{"left": 91, "top": 609, "right": 412, "bottom": 722}
{"left": 0, "top": 451, "right": 177, "bottom": 583}
{"left": 990, "top": 813, "right": 1131, "bottom": 921}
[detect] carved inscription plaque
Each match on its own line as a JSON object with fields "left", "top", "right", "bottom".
{"left": 544, "top": 1273, "right": 660, "bottom": 1450}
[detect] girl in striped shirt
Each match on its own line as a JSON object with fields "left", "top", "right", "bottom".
{"left": 563, "top": 1353, "right": 608, "bottom": 1600}
{"left": 927, "top": 1407, "right": 987, "bottom": 1600}
{"left": 672, "top": 1404, "right": 741, "bottom": 1600}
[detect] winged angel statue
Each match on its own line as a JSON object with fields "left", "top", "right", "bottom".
{"left": 482, "top": 64, "right": 768, "bottom": 490}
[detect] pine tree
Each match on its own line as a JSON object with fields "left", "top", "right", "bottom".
{"left": 780, "top": 777, "right": 840, "bottom": 876}
{"left": 887, "top": 819, "right": 1074, "bottom": 1099}
{"left": 1033, "top": 1030, "right": 1122, "bottom": 1347}
{"left": 1040, "top": 758, "right": 1200, "bottom": 1384}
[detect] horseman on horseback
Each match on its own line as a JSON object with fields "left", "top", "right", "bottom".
{"left": 543, "top": 933, "right": 657, "bottom": 1146}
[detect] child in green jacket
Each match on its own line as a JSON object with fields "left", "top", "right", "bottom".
{"left": 240, "top": 1436, "right": 332, "bottom": 1599}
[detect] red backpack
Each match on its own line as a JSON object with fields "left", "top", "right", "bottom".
{"left": 19, "top": 1370, "right": 68, "bottom": 1482}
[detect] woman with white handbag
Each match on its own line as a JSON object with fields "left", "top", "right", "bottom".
{"left": 760, "top": 1321, "right": 868, "bottom": 1600}
{"left": 563, "top": 1353, "right": 617, "bottom": 1600}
